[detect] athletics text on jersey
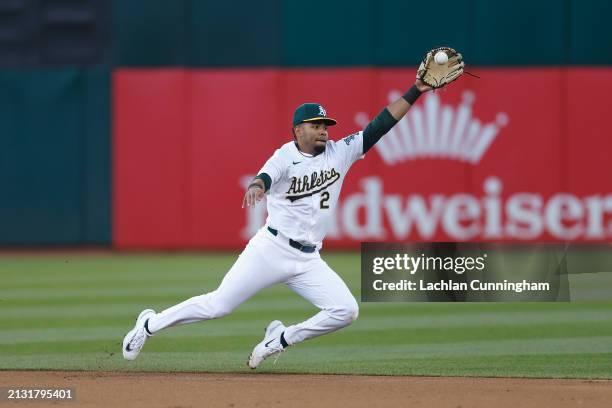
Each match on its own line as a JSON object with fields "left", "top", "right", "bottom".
{"left": 285, "top": 168, "right": 341, "bottom": 201}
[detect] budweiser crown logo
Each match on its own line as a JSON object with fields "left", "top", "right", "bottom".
{"left": 355, "top": 91, "right": 509, "bottom": 165}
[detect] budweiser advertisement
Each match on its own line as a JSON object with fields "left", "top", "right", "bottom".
{"left": 113, "top": 68, "right": 612, "bottom": 249}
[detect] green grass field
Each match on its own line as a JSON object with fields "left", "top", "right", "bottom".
{"left": 2, "top": 252, "right": 612, "bottom": 378}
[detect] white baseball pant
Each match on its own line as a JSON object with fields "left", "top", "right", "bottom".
{"left": 146, "top": 227, "right": 359, "bottom": 346}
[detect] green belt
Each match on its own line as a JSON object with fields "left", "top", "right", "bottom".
{"left": 267, "top": 226, "right": 316, "bottom": 253}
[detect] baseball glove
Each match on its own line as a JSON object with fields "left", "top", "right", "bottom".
{"left": 417, "top": 47, "right": 464, "bottom": 89}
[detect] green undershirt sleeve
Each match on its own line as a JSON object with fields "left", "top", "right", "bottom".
{"left": 362, "top": 108, "right": 398, "bottom": 154}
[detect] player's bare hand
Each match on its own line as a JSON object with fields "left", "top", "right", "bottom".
{"left": 242, "top": 185, "right": 265, "bottom": 208}
{"left": 415, "top": 79, "right": 433, "bottom": 93}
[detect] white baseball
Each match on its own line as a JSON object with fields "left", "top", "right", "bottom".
{"left": 434, "top": 51, "right": 448, "bottom": 65}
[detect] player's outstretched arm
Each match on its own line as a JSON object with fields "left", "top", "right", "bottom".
{"left": 362, "top": 48, "right": 464, "bottom": 154}
{"left": 361, "top": 79, "right": 431, "bottom": 154}
{"left": 387, "top": 79, "right": 432, "bottom": 120}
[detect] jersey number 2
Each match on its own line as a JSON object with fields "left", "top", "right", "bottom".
{"left": 320, "top": 191, "right": 330, "bottom": 209}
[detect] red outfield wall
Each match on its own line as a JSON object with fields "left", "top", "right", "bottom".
{"left": 113, "top": 68, "right": 612, "bottom": 249}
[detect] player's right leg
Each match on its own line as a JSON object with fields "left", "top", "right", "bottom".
{"left": 122, "top": 228, "right": 289, "bottom": 360}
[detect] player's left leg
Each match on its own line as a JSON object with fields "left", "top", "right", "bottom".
{"left": 123, "top": 227, "right": 293, "bottom": 361}
{"left": 247, "top": 254, "right": 358, "bottom": 368}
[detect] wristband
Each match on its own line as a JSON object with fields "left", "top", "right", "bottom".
{"left": 255, "top": 173, "right": 271, "bottom": 192}
{"left": 402, "top": 84, "right": 422, "bottom": 105}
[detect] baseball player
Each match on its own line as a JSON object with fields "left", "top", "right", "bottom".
{"left": 122, "top": 48, "right": 464, "bottom": 368}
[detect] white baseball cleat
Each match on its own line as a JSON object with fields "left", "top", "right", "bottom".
{"left": 122, "top": 309, "right": 155, "bottom": 361}
{"left": 247, "top": 320, "right": 286, "bottom": 369}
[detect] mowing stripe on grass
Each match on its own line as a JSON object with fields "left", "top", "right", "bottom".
{"left": 3, "top": 309, "right": 612, "bottom": 342}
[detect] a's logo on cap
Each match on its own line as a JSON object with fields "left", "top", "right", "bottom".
{"left": 318, "top": 105, "right": 327, "bottom": 117}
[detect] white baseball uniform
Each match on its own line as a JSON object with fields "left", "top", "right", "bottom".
{"left": 146, "top": 131, "right": 364, "bottom": 346}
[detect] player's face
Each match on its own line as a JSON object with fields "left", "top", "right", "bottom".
{"left": 295, "top": 122, "right": 329, "bottom": 155}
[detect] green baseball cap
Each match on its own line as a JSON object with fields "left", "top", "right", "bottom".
{"left": 292, "top": 103, "right": 338, "bottom": 127}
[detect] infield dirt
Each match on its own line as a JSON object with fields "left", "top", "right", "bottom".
{"left": 1, "top": 371, "right": 611, "bottom": 408}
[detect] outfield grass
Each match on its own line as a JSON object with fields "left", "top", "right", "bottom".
{"left": 1, "top": 252, "right": 612, "bottom": 378}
